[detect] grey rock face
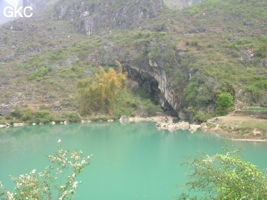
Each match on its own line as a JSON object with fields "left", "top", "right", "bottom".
{"left": 55, "top": 0, "right": 164, "bottom": 35}
{"left": 125, "top": 63, "right": 178, "bottom": 113}
{"left": 164, "top": 0, "right": 203, "bottom": 9}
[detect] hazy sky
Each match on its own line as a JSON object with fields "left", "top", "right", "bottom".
{"left": 0, "top": 0, "right": 23, "bottom": 25}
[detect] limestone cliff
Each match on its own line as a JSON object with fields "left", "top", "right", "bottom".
{"left": 55, "top": 0, "right": 165, "bottom": 35}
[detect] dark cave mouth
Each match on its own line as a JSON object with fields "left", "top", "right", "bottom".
{"left": 125, "top": 67, "right": 176, "bottom": 116}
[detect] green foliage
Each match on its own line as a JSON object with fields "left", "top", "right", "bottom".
{"left": 255, "top": 37, "right": 267, "bottom": 58}
{"left": 113, "top": 89, "right": 162, "bottom": 117}
{"left": 22, "top": 109, "right": 53, "bottom": 124}
{"left": 77, "top": 62, "right": 127, "bottom": 115}
{"left": 245, "top": 107, "right": 267, "bottom": 111}
{"left": 183, "top": 75, "right": 215, "bottom": 109}
{"left": 10, "top": 108, "right": 22, "bottom": 119}
{"left": 245, "top": 86, "right": 260, "bottom": 103}
{"left": 61, "top": 112, "right": 81, "bottom": 123}
{"left": 186, "top": 107, "right": 213, "bottom": 123}
{"left": 0, "top": 145, "right": 91, "bottom": 200}
{"left": 9, "top": 109, "right": 53, "bottom": 124}
{"left": 28, "top": 66, "right": 52, "bottom": 81}
{"left": 186, "top": 40, "right": 198, "bottom": 47}
{"left": 142, "top": 100, "right": 162, "bottom": 116}
{"left": 195, "top": 111, "right": 212, "bottom": 123}
{"left": 216, "top": 93, "right": 234, "bottom": 115}
{"left": 178, "top": 152, "right": 267, "bottom": 200}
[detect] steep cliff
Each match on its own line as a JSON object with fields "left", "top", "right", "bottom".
{"left": 164, "top": 0, "right": 203, "bottom": 9}
{"left": 55, "top": 0, "right": 164, "bottom": 35}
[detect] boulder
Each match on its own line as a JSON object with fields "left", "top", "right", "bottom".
{"left": 156, "top": 121, "right": 190, "bottom": 132}
{"left": 207, "top": 117, "right": 219, "bottom": 123}
{"left": 0, "top": 124, "right": 7, "bottom": 128}
{"left": 176, "top": 121, "right": 190, "bottom": 130}
{"left": 13, "top": 123, "right": 24, "bottom": 127}
{"left": 189, "top": 124, "right": 201, "bottom": 133}
{"left": 119, "top": 115, "right": 129, "bottom": 123}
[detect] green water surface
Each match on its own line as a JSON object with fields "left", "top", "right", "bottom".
{"left": 0, "top": 122, "right": 266, "bottom": 199}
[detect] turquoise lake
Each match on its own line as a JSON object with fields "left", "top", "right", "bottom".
{"left": 0, "top": 122, "right": 267, "bottom": 199}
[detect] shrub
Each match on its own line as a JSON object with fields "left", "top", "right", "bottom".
{"left": 245, "top": 86, "right": 260, "bottom": 103}
{"left": 255, "top": 41, "right": 267, "bottom": 58}
{"left": 10, "top": 108, "right": 22, "bottom": 119}
{"left": 10, "top": 108, "right": 54, "bottom": 124}
{"left": 143, "top": 100, "right": 162, "bottom": 116}
{"left": 28, "top": 66, "right": 52, "bottom": 81}
{"left": 186, "top": 107, "right": 212, "bottom": 123}
{"left": 194, "top": 111, "right": 213, "bottom": 123}
{"left": 0, "top": 145, "right": 91, "bottom": 200}
{"left": 34, "top": 110, "right": 53, "bottom": 124}
{"left": 178, "top": 152, "right": 267, "bottom": 200}
{"left": 62, "top": 112, "right": 81, "bottom": 123}
{"left": 77, "top": 62, "right": 127, "bottom": 115}
{"left": 216, "top": 92, "right": 234, "bottom": 115}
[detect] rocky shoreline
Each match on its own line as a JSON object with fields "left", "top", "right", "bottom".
{"left": 156, "top": 121, "right": 202, "bottom": 133}
{"left": 0, "top": 115, "right": 173, "bottom": 129}
{"left": 1, "top": 115, "right": 266, "bottom": 143}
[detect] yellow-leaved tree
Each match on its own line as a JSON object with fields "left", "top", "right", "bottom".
{"left": 77, "top": 61, "right": 127, "bottom": 115}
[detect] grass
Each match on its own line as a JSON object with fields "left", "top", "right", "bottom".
{"left": 0, "top": 0, "right": 266, "bottom": 121}
{"left": 245, "top": 107, "right": 267, "bottom": 111}
{"left": 240, "top": 122, "right": 267, "bottom": 132}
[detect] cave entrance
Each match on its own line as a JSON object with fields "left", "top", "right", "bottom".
{"left": 125, "top": 66, "right": 176, "bottom": 116}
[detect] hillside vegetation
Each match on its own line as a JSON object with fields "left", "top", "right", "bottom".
{"left": 0, "top": 0, "right": 266, "bottom": 123}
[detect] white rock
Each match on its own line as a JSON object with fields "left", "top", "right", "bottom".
{"left": 200, "top": 123, "right": 207, "bottom": 130}
{"left": 0, "top": 124, "right": 7, "bottom": 128}
{"left": 207, "top": 117, "right": 219, "bottom": 123}
{"left": 119, "top": 115, "right": 129, "bottom": 123}
{"left": 156, "top": 121, "right": 190, "bottom": 132}
{"left": 252, "top": 129, "right": 261, "bottom": 136}
{"left": 175, "top": 121, "right": 190, "bottom": 130}
{"left": 13, "top": 123, "right": 24, "bottom": 127}
{"left": 189, "top": 124, "right": 201, "bottom": 133}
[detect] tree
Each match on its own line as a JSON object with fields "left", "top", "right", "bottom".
{"left": 0, "top": 143, "right": 91, "bottom": 200}
{"left": 178, "top": 152, "right": 267, "bottom": 200}
{"left": 77, "top": 63, "right": 127, "bottom": 115}
{"left": 216, "top": 92, "right": 234, "bottom": 115}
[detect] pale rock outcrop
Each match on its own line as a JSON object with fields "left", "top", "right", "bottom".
{"left": 156, "top": 121, "right": 201, "bottom": 133}
{"left": 0, "top": 124, "right": 7, "bottom": 128}
{"left": 119, "top": 115, "right": 129, "bottom": 123}
{"left": 13, "top": 123, "right": 24, "bottom": 127}
{"left": 189, "top": 124, "right": 201, "bottom": 133}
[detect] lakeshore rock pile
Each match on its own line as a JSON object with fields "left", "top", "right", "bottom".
{"left": 156, "top": 121, "right": 201, "bottom": 133}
